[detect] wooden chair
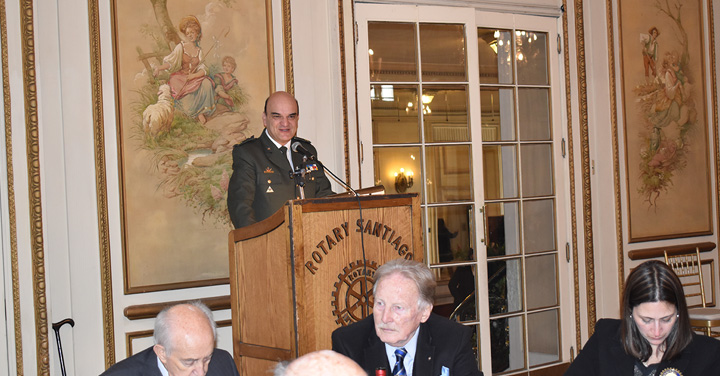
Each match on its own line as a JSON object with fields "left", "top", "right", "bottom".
{"left": 664, "top": 248, "right": 720, "bottom": 337}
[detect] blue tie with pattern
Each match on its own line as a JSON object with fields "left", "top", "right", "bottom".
{"left": 393, "top": 347, "right": 407, "bottom": 376}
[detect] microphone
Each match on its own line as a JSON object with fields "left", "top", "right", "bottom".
{"left": 291, "top": 141, "right": 316, "bottom": 161}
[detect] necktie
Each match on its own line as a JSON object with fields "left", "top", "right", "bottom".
{"left": 279, "top": 146, "right": 291, "bottom": 170}
{"left": 392, "top": 348, "right": 407, "bottom": 376}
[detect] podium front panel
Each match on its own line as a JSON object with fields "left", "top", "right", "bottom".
{"left": 289, "top": 194, "right": 422, "bottom": 354}
{"left": 229, "top": 194, "right": 422, "bottom": 374}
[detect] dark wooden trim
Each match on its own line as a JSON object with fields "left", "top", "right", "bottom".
{"left": 124, "top": 295, "right": 231, "bottom": 320}
{"left": 529, "top": 362, "right": 570, "bottom": 376}
{"left": 237, "top": 343, "right": 292, "bottom": 362}
{"left": 298, "top": 193, "right": 416, "bottom": 213}
{"left": 329, "top": 185, "right": 386, "bottom": 197}
{"left": 627, "top": 242, "right": 716, "bottom": 260}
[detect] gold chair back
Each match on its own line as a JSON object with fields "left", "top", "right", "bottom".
{"left": 664, "top": 248, "right": 706, "bottom": 308}
{"left": 664, "top": 247, "right": 720, "bottom": 337}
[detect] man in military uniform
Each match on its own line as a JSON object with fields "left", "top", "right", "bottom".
{"left": 227, "top": 91, "right": 334, "bottom": 228}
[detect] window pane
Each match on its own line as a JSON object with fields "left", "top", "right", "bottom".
{"left": 528, "top": 309, "right": 560, "bottom": 367}
{"left": 373, "top": 147, "right": 422, "bottom": 197}
{"left": 483, "top": 145, "right": 518, "bottom": 200}
{"left": 448, "top": 265, "right": 478, "bottom": 322}
{"left": 425, "top": 145, "right": 473, "bottom": 203}
{"left": 516, "top": 30, "right": 548, "bottom": 85}
{"left": 420, "top": 23, "right": 467, "bottom": 82}
{"left": 478, "top": 28, "right": 513, "bottom": 84}
{"left": 371, "top": 85, "right": 420, "bottom": 144}
{"left": 423, "top": 85, "right": 469, "bottom": 142}
{"left": 481, "top": 87, "right": 516, "bottom": 141}
{"left": 520, "top": 143, "right": 553, "bottom": 197}
{"left": 427, "top": 205, "right": 474, "bottom": 264}
{"left": 368, "top": 22, "right": 417, "bottom": 82}
{"left": 486, "top": 202, "right": 521, "bottom": 257}
{"left": 490, "top": 315, "right": 526, "bottom": 373}
{"left": 488, "top": 258, "right": 523, "bottom": 314}
{"left": 522, "top": 199, "right": 556, "bottom": 253}
{"left": 526, "top": 254, "right": 558, "bottom": 309}
{"left": 518, "top": 88, "right": 551, "bottom": 141}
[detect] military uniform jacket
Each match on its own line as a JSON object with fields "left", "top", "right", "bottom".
{"left": 227, "top": 130, "right": 334, "bottom": 228}
{"left": 331, "top": 313, "right": 484, "bottom": 376}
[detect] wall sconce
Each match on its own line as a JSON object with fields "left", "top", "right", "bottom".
{"left": 394, "top": 168, "right": 414, "bottom": 193}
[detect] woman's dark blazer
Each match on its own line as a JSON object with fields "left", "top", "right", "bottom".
{"left": 564, "top": 319, "right": 720, "bottom": 375}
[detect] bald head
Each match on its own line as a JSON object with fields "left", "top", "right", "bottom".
{"left": 262, "top": 91, "right": 300, "bottom": 145}
{"left": 278, "top": 350, "right": 365, "bottom": 376}
{"left": 153, "top": 302, "right": 217, "bottom": 375}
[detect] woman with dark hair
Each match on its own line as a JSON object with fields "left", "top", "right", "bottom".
{"left": 564, "top": 260, "right": 720, "bottom": 375}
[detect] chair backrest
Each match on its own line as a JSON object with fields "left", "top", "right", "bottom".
{"left": 664, "top": 248, "right": 707, "bottom": 308}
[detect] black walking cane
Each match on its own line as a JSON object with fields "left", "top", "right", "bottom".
{"left": 52, "top": 318, "right": 75, "bottom": 376}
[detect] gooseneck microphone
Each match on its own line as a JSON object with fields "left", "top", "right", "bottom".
{"left": 291, "top": 141, "right": 316, "bottom": 161}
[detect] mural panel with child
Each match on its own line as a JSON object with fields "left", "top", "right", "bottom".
{"left": 112, "top": 0, "right": 274, "bottom": 291}
{"left": 619, "top": 0, "right": 712, "bottom": 242}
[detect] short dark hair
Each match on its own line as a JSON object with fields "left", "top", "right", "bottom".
{"left": 621, "top": 260, "right": 692, "bottom": 362}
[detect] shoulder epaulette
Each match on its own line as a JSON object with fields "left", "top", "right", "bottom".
{"left": 292, "top": 136, "right": 312, "bottom": 144}
{"left": 234, "top": 135, "right": 256, "bottom": 148}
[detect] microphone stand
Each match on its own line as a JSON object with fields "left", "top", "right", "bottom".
{"left": 290, "top": 156, "right": 308, "bottom": 199}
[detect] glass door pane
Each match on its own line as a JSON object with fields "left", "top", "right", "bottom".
{"left": 480, "top": 25, "right": 561, "bottom": 374}
{"left": 358, "top": 6, "right": 568, "bottom": 375}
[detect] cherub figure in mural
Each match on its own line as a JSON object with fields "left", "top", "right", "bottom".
{"left": 633, "top": 1, "right": 697, "bottom": 208}
{"left": 153, "top": 15, "right": 216, "bottom": 125}
{"left": 214, "top": 55, "right": 240, "bottom": 114}
{"left": 640, "top": 26, "right": 660, "bottom": 81}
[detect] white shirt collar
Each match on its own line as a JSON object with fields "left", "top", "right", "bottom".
{"left": 265, "top": 129, "right": 293, "bottom": 168}
{"left": 157, "top": 354, "right": 169, "bottom": 376}
{"left": 265, "top": 129, "right": 291, "bottom": 149}
{"left": 385, "top": 327, "right": 420, "bottom": 376}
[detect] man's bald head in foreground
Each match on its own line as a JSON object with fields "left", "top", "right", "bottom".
{"left": 153, "top": 301, "right": 217, "bottom": 375}
{"left": 275, "top": 350, "right": 365, "bottom": 376}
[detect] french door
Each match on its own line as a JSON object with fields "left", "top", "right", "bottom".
{"left": 356, "top": 4, "right": 573, "bottom": 374}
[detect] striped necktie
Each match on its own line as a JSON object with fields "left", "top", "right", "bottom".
{"left": 392, "top": 347, "right": 407, "bottom": 376}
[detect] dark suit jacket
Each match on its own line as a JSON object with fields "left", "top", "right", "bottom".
{"left": 100, "top": 346, "right": 239, "bottom": 376}
{"left": 227, "top": 130, "right": 334, "bottom": 228}
{"left": 564, "top": 319, "right": 720, "bottom": 376}
{"left": 331, "top": 313, "right": 483, "bottom": 376}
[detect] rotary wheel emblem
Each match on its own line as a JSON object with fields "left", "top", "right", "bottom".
{"left": 332, "top": 260, "right": 378, "bottom": 326}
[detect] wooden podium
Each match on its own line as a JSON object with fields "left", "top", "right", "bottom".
{"left": 228, "top": 193, "right": 422, "bottom": 374}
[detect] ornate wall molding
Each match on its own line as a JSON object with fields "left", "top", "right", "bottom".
{"left": 283, "top": 0, "right": 294, "bottom": 94}
{"left": 605, "top": 0, "right": 625, "bottom": 306}
{"left": 87, "top": 0, "right": 115, "bottom": 368}
{"left": 337, "top": 0, "right": 352, "bottom": 185}
{"left": 561, "top": 0, "right": 582, "bottom": 352}
{"left": 0, "top": 0, "right": 24, "bottom": 374}
{"left": 573, "top": 0, "right": 597, "bottom": 336}
{"left": 19, "top": 0, "right": 49, "bottom": 374}
{"left": 710, "top": 0, "right": 719, "bottom": 259}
